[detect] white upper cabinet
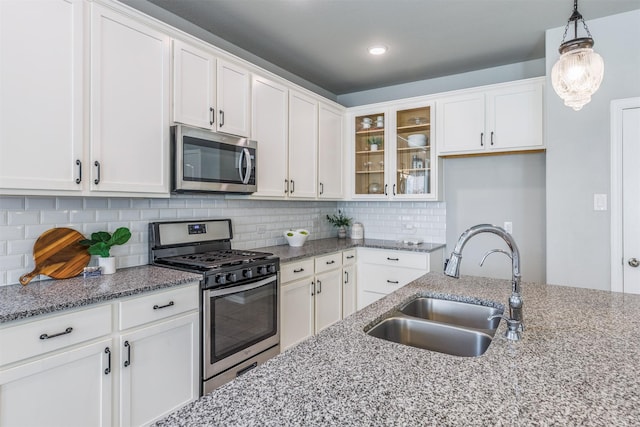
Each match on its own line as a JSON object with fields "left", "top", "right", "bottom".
{"left": 0, "top": 0, "right": 84, "bottom": 192}
{"left": 288, "top": 90, "right": 318, "bottom": 199}
{"left": 251, "top": 75, "right": 289, "bottom": 198}
{"left": 318, "top": 103, "right": 344, "bottom": 199}
{"left": 172, "top": 39, "right": 216, "bottom": 130}
{"left": 436, "top": 78, "right": 544, "bottom": 156}
{"left": 90, "top": 3, "right": 170, "bottom": 194}
{"left": 216, "top": 60, "right": 251, "bottom": 137}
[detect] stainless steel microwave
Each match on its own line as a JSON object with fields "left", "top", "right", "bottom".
{"left": 172, "top": 125, "right": 257, "bottom": 194}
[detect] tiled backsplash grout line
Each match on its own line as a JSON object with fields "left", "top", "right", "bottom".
{"left": 0, "top": 196, "right": 445, "bottom": 286}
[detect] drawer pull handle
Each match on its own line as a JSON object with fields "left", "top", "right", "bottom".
{"left": 39, "top": 327, "right": 73, "bottom": 340}
{"left": 344, "top": 271, "right": 349, "bottom": 284}
{"left": 316, "top": 279, "right": 322, "bottom": 294}
{"left": 326, "top": 260, "right": 335, "bottom": 265}
{"left": 346, "top": 255, "right": 355, "bottom": 259}
{"left": 310, "top": 281, "right": 315, "bottom": 296}
{"left": 153, "top": 301, "right": 174, "bottom": 310}
{"left": 104, "top": 347, "right": 111, "bottom": 375}
{"left": 124, "top": 340, "right": 131, "bottom": 367}
{"left": 236, "top": 362, "right": 258, "bottom": 377}
{"left": 293, "top": 268, "right": 305, "bottom": 273}
{"left": 387, "top": 257, "right": 399, "bottom": 261}
{"left": 387, "top": 280, "right": 399, "bottom": 284}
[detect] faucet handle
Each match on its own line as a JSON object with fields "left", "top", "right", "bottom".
{"left": 487, "top": 314, "right": 522, "bottom": 341}
{"left": 479, "top": 248, "right": 512, "bottom": 266}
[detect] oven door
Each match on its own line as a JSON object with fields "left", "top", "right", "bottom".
{"left": 203, "top": 275, "right": 279, "bottom": 380}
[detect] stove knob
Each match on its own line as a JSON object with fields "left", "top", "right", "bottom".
{"left": 257, "top": 266, "right": 267, "bottom": 275}
{"left": 267, "top": 264, "right": 277, "bottom": 274}
{"left": 215, "top": 274, "right": 226, "bottom": 285}
{"left": 243, "top": 269, "right": 253, "bottom": 279}
{"left": 226, "top": 273, "right": 237, "bottom": 283}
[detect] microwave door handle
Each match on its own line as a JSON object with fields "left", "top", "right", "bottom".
{"left": 208, "top": 276, "right": 275, "bottom": 297}
{"left": 242, "top": 148, "right": 252, "bottom": 184}
{"left": 237, "top": 148, "right": 246, "bottom": 182}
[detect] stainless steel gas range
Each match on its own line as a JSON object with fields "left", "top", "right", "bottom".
{"left": 149, "top": 219, "right": 280, "bottom": 395}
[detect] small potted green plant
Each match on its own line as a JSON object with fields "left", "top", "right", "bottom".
{"left": 326, "top": 210, "right": 353, "bottom": 238}
{"left": 367, "top": 136, "right": 383, "bottom": 151}
{"left": 80, "top": 227, "right": 132, "bottom": 274}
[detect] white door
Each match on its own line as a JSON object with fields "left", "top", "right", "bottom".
{"left": 318, "top": 103, "right": 344, "bottom": 199}
{"left": 217, "top": 60, "right": 250, "bottom": 137}
{"left": 280, "top": 278, "right": 314, "bottom": 351}
{"left": 436, "top": 92, "right": 485, "bottom": 154}
{"left": 288, "top": 90, "right": 318, "bottom": 198}
{"left": 0, "top": 339, "right": 112, "bottom": 427}
{"left": 314, "top": 269, "right": 342, "bottom": 333}
{"left": 90, "top": 4, "right": 170, "bottom": 194}
{"left": 119, "top": 313, "right": 198, "bottom": 427}
{"left": 0, "top": 0, "right": 84, "bottom": 192}
{"left": 251, "top": 75, "right": 288, "bottom": 197}
{"left": 622, "top": 106, "right": 640, "bottom": 293}
{"left": 173, "top": 39, "right": 216, "bottom": 130}
{"left": 611, "top": 98, "right": 640, "bottom": 294}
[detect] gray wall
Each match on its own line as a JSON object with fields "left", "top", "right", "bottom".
{"left": 545, "top": 10, "right": 640, "bottom": 290}
{"left": 444, "top": 154, "right": 546, "bottom": 283}
{"left": 337, "top": 59, "right": 545, "bottom": 107}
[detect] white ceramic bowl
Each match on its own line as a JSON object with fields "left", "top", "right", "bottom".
{"left": 407, "top": 134, "right": 427, "bottom": 147}
{"left": 284, "top": 229, "right": 309, "bottom": 247}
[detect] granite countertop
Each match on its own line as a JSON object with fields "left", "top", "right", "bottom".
{"left": 0, "top": 266, "right": 201, "bottom": 324}
{"left": 156, "top": 273, "right": 640, "bottom": 426}
{"left": 255, "top": 238, "right": 445, "bottom": 263}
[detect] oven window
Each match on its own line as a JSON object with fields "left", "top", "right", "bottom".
{"left": 210, "top": 279, "right": 277, "bottom": 363}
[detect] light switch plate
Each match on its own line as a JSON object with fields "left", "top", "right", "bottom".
{"left": 594, "top": 194, "right": 608, "bottom": 211}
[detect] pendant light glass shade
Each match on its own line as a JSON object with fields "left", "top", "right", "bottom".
{"left": 551, "top": 45, "right": 604, "bottom": 111}
{"left": 551, "top": 0, "right": 604, "bottom": 111}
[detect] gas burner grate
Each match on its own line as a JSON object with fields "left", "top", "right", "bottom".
{"left": 163, "top": 249, "right": 272, "bottom": 270}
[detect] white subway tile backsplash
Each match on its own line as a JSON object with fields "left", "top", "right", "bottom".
{"left": 0, "top": 197, "right": 25, "bottom": 210}
{"left": 8, "top": 211, "right": 40, "bottom": 225}
{"left": 56, "top": 198, "right": 83, "bottom": 210}
{"left": 0, "top": 196, "right": 445, "bottom": 286}
{"left": 1, "top": 225, "right": 25, "bottom": 240}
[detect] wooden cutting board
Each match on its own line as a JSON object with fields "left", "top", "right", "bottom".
{"left": 19, "top": 228, "right": 91, "bottom": 285}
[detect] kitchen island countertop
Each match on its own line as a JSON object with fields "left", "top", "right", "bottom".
{"left": 156, "top": 273, "right": 640, "bottom": 426}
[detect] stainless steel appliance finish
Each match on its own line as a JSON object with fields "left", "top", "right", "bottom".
{"left": 149, "top": 219, "right": 279, "bottom": 394}
{"left": 172, "top": 124, "right": 257, "bottom": 194}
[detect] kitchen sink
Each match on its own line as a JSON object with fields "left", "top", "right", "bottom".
{"left": 365, "top": 296, "right": 503, "bottom": 357}
{"left": 399, "top": 297, "right": 502, "bottom": 331}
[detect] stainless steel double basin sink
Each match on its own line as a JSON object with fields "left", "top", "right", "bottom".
{"left": 365, "top": 296, "right": 503, "bottom": 357}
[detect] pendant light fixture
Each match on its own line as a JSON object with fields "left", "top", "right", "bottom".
{"left": 551, "top": 0, "right": 604, "bottom": 111}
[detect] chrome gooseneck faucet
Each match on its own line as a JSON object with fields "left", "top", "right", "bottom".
{"left": 444, "top": 224, "right": 524, "bottom": 340}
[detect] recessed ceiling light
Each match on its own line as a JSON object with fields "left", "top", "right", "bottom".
{"left": 368, "top": 45, "right": 388, "bottom": 56}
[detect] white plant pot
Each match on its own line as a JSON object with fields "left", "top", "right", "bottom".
{"left": 369, "top": 144, "right": 378, "bottom": 151}
{"left": 98, "top": 256, "right": 116, "bottom": 275}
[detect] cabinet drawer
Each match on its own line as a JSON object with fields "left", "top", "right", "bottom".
{"left": 357, "top": 248, "right": 428, "bottom": 269}
{"left": 281, "top": 259, "right": 314, "bottom": 283}
{"left": 343, "top": 249, "right": 356, "bottom": 266}
{"left": 119, "top": 284, "right": 198, "bottom": 330}
{"left": 314, "top": 252, "right": 342, "bottom": 274}
{"left": 358, "top": 265, "right": 425, "bottom": 294}
{"left": 0, "top": 304, "right": 112, "bottom": 367}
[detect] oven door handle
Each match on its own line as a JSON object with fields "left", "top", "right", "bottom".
{"left": 207, "top": 276, "right": 275, "bottom": 298}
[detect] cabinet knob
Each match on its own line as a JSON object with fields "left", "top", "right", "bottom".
{"left": 629, "top": 258, "right": 640, "bottom": 268}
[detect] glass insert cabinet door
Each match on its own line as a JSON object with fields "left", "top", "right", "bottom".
{"left": 354, "top": 113, "right": 386, "bottom": 195}
{"left": 395, "top": 106, "right": 432, "bottom": 196}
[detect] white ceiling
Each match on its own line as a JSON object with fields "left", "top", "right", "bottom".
{"left": 131, "top": 0, "right": 640, "bottom": 95}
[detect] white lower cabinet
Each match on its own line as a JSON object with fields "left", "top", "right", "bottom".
{"left": 280, "top": 252, "right": 343, "bottom": 351}
{"left": 0, "top": 338, "right": 113, "bottom": 427}
{"left": 342, "top": 249, "right": 357, "bottom": 318}
{"left": 119, "top": 312, "right": 198, "bottom": 427}
{"left": 356, "top": 247, "right": 443, "bottom": 310}
{"left": 0, "top": 282, "right": 199, "bottom": 427}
